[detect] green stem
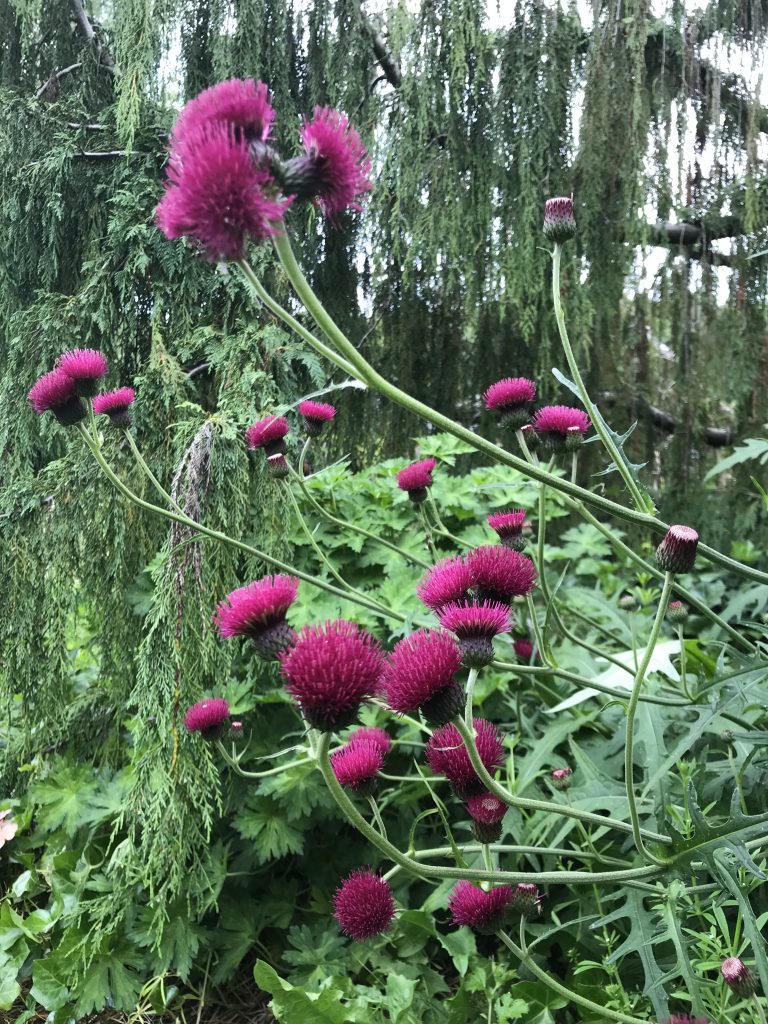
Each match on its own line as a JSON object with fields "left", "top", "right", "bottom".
{"left": 752, "top": 994, "right": 768, "bottom": 1024}
{"left": 516, "top": 428, "right": 536, "bottom": 464}
{"left": 495, "top": 661, "right": 688, "bottom": 707}
{"left": 677, "top": 623, "right": 692, "bottom": 700}
{"left": 624, "top": 572, "right": 675, "bottom": 865}
{"left": 216, "top": 742, "right": 314, "bottom": 779}
{"left": 123, "top": 429, "right": 183, "bottom": 512}
{"left": 570, "top": 450, "right": 578, "bottom": 485}
{"left": 464, "top": 666, "right": 480, "bottom": 730}
{"left": 525, "top": 594, "right": 549, "bottom": 667}
{"left": 368, "top": 795, "right": 388, "bottom": 839}
{"left": 86, "top": 398, "right": 99, "bottom": 442}
{"left": 418, "top": 503, "right": 440, "bottom": 561}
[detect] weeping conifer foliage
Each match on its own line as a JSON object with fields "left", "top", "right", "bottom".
{"left": 0, "top": 0, "right": 767, "bottom": 983}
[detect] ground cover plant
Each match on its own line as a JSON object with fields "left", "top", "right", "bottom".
{"left": 4, "top": 76, "right": 768, "bottom": 1024}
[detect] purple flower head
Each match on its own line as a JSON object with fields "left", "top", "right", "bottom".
{"left": 484, "top": 377, "right": 536, "bottom": 412}
{"left": 448, "top": 881, "right": 515, "bottom": 934}
{"left": 467, "top": 545, "right": 537, "bottom": 604}
{"left": 656, "top": 525, "right": 699, "bottom": 575}
{"left": 213, "top": 575, "right": 299, "bottom": 658}
{"left": 245, "top": 415, "right": 290, "bottom": 456}
{"left": 533, "top": 405, "right": 591, "bottom": 448}
{"left": 381, "top": 628, "right": 464, "bottom": 726}
{"left": 437, "top": 600, "right": 512, "bottom": 668}
{"left": 279, "top": 620, "right": 384, "bottom": 731}
{"left": 513, "top": 882, "right": 544, "bottom": 918}
{"left": 171, "top": 78, "right": 276, "bottom": 153}
{"left": 551, "top": 767, "right": 573, "bottom": 791}
{"left": 333, "top": 869, "right": 395, "bottom": 940}
{"left": 417, "top": 556, "right": 474, "bottom": 612}
{"left": 183, "top": 697, "right": 230, "bottom": 739}
{"left": 347, "top": 726, "right": 392, "bottom": 755}
{"left": 487, "top": 509, "right": 527, "bottom": 550}
{"left": 514, "top": 637, "right": 535, "bottom": 661}
{"left": 396, "top": 458, "right": 437, "bottom": 503}
{"left": 331, "top": 740, "right": 384, "bottom": 792}
{"left": 155, "top": 123, "right": 290, "bottom": 261}
{"left": 543, "top": 196, "right": 576, "bottom": 244}
{"left": 288, "top": 107, "right": 372, "bottom": 221}
{"left": 55, "top": 348, "right": 109, "bottom": 397}
{"left": 721, "top": 957, "right": 757, "bottom": 998}
{"left": 27, "top": 369, "right": 86, "bottom": 426}
{"left": 426, "top": 718, "right": 504, "bottom": 797}
{"left": 298, "top": 399, "right": 336, "bottom": 437}
{"left": 92, "top": 386, "right": 136, "bottom": 427}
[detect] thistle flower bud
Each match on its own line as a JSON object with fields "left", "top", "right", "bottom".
{"left": 666, "top": 600, "right": 688, "bottom": 624}
{"left": 721, "top": 957, "right": 757, "bottom": 998}
{"left": 550, "top": 767, "right": 573, "bottom": 791}
{"left": 513, "top": 882, "right": 543, "bottom": 918}
{"left": 266, "top": 453, "right": 290, "bottom": 478}
{"left": 721, "top": 728, "right": 734, "bottom": 744}
{"left": 520, "top": 423, "right": 540, "bottom": 451}
{"left": 543, "top": 196, "right": 576, "bottom": 244}
{"left": 656, "top": 525, "right": 699, "bottom": 574}
{"left": 466, "top": 792, "right": 507, "bottom": 844}
{"left": 618, "top": 594, "right": 638, "bottom": 611}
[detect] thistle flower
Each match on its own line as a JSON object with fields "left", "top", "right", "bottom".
{"left": 465, "top": 792, "right": 507, "bottom": 843}
{"left": 331, "top": 740, "right": 384, "bottom": 793}
{"left": 487, "top": 509, "right": 527, "bottom": 551}
{"left": 484, "top": 377, "right": 536, "bottom": 430}
{"left": 512, "top": 882, "right": 543, "bottom": 918}
{"left": 396, "top": 458, "right": 437, "bottom": 504}
{"left": 721, "top": 957, "right": 757, "bottom": 998}
{"left": 55, "top": 348, "right": 109, "bottom": 397}
{"left": 543, "top": 196, "right": 576, "bottom": 244}
{"left": 297, "top": 399, "right": 336, "bottom": 437}
{"left": 347, "top": 726, "right": 392, "bottom": 755}
{"left": 381, "top": 629, "right": 464, "bottom": 726}
{"left": 550, "top": 767, "right": 573, "bottom": 791}
{"left": 467, "top": 545, "right": 537, "bottom": 604}
{"left": 155, "top": 123, "right": 290, "bottom": 261}
{"left": 664, "top": 1017, "right": 709, "bottom": 1024}
{"left": 183, "top": 697, "right": 230, "bottom": 739}
{"left": 426, "top": 718, "right": 504, "bottom": 797}
{"left": 283, "top": 107, "right": 372, "bottom": 221}
{"left": 417, "top": 556, "right": 474, "bottom": 612}
{"left": 92, "top": 387, "right": 136, "bottom": 428}
{"left": 27, "top": 369, "right": 87, "bottom": 426}
{"left": 448, "top": 881, "right": 515, "bottom": 934}
{"left": 280, "top": 620, "right": 384, "bottom": 731}
{"left": 656, "top": 525, "right": 699, "bottom": 574}
{"left": 514, "top": 637, "right": 534, "bottom": 661}
{"left": 333, "top": 869, "right": 395, "bottom": 940}
{"left": 437, "top": 601, "right": 512, "bottom": 668}
{"left": 213, "top": 575, "right": 299, "bottom": 658}
{"left": 533, "top": 405, "right": 591, "bottom": 448}
{"left": 266, "top": 453, "right": 290, "bottom": 479}
{"left": 618, "top": 594, "right": 638, "bottom": 612}
{"left": 245, "top": 415, "right": 290, "bottom": 456}
{"left": 666, "top": 600, "right": 688, "bottom": 624}
{"left": 171, "top": 78, "right": 276, "bottom": 152}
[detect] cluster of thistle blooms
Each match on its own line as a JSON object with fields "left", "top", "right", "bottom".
{"left": 27, "top": 349, "right": 134, "bottom": 427}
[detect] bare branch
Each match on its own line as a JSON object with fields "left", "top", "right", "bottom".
{"left": 356, "top": 0, "right": 401, "bottom": 89}
{"left": 70, "top": 0, "right": 115, "bottom": 73}
{"left": 35, "top": 62, "right": 82, "bottom": 99}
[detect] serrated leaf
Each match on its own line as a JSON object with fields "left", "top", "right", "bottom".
{"left": 254, "top": 960, "right": 354, "bottom": 1023}
{"left": 232, "top": 796, "right": 305, "bottom": 862}
{"left": 386, "top": 974, "right": 417, "bottom": 1023}
{"left": 670, "top": 784, "right": 768, "bottom": 872}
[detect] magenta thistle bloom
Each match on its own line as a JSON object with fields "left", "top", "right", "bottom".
{"left": 513, "top": 882, "right": 544, "bottom": 918}
{"left": 484, "top": 378, "right": 536, "bottom": 429}
{"left": 381, "top": 629, "right": 464, "bottom": 726}
{"left": 286, "top": 107, "right": 372, "bottom": 221}
{"left": 417, "top": 556, "right": 474, "bottom": 612}
{"left": 298, "top": 399, "right": 336, "bottom": 437}
{"left": 514, "top": 637, "right": 535, "bottom": 661}
{"left": 396, "top": 458, "right": 437, "bottom": 503}
{"left": 721, "top": 957, "right": 757, "bottom": 998}
{"left": 543, "top": 196, "right": 576, "bottom": 244}
{"left": 183, "top": 697, "right": 230, "bottom": 739}
{"left": 92, "top": 386, "right": 136, "bottom": 427}
{"left": 347, "top": 726, "right": 392, "bottom": 755}
{"left": 280, "top": 620, "right": 384, "bottom": 731}
{"left": 331, "top": 740, "right": 384, "bottom": 793}
{"left": 437, "top": 601, "right": 511, "bottom": 668}
{"left": 551, "top": 767, "right": 573, "bottom": 791}
{"left": 333, "top": 869, "right": 395, "bottom": 940}
{"left": 533, "top": 405, "right": 591, "bottom": 448}
{"left": 487, "top": 509, "right": 527, "bottom": 551}
{"left": 245, "top": 415, "right": 290, "bottom": 456}
{"left": 448, "top": 881, "right": 515, "bottom": 934}
{"left": 467, "top": 545, "right": 537, "bottom": 604}
{"left": 213, "top": 575, "right": 299, "bottom": 658}
{"left": 171, "top": 78, "right": 275, "bottom": 152}
{"left": 656, "top": 525, "right": 699, "bottom": 575}
{"left": 155, "top": 123, "right": 290, "bottom": 261}
{"left": 466, "top": 791, "right": 507, "bottom": 843}
{"left": 55, "top": 348, "right": 108, "bottom": 397}
{"left": 27, "top": 369, "right": 86, "bottom": 426}
{"left": 426, "top": 718, "right": 504, "bottom": 797}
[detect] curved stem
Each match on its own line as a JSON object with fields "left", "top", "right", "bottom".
{"left": 123, "top": 429, "right": 183, "bottom": 513}
{"left": 418, "top": 503, "right": 439, "bottom": 561}
{"left": 368, "top": 794, "right": 388, "bottom": 839}
{"left": 525, "top": 594, "right": 549, "bottom": 667}
{"left": 464, "top": 666, "right": 480, "bottom": 730}
{"left": 494, "top": 660, "right": 688, "bottom": 707}
{"left": 217, "top": 742, "right": 314, "bottom": 779}
{"left": 624, "top": 572, "right": 675, "bottom": 865}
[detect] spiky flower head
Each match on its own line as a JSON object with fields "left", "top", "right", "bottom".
{"left": 183, "top": 697, "right": 230, "bottom": 739}
{"left": 465, "top": 791, "right": 507, "bottom": 843}
{"left": 426, "top": 718, "right": 504, "bottom": 797}
{"left": 417, "top": 556, "right": 474, "bottom": 612}
{"left": 436, "top": 601, "right": 512, "bottom": 668}
{"left": 487, "top": 509, "right": 527, "bottom": 551}
{"left": 551, "top": 767, "right": 573, "bottom": 791}
{"left": 448, "top": 881, "right": 515, "bottom": 934}
{"left": 280, "top": 620, "right": 384, "bottom": 731}
{"left": 333, "top": 869, "right": 395, "bottom": 940}
{"left": 484, "top": 377, "right": 536, "bottom": 429}
{"left": 245, "top": 415, "right": 290, "bottom": 456}
{"left": 666, "top": 600, "right": 688, "bottom": 624}
{"left": 513, "top": 882, "right": 544, "bottom": 918}
{"left": 467, "top": 545, "right": 537, "bottom": 604}
{"left": 514, "top": 637, "right": 535, "bottom": 661}
{"left": 721, "top": 957, "right": 757, "bottom": 998}
{"left": 396, "top": 458, "right": 437, "bottom": 503}
{"left": 284, "top": 107, "right": 372, "bottom": 221}
{"left": 533, "top": 406, "right": 591, "bottom": 448}
{"left": 266, "top": 453, "right": 290, "bottom": 478}
{"left": 55, "top": 348, "right": 109, "bottom": 397}
{"left": 92, "top": 387, "right": 136, "bottom": 427}
{"left": 171, "top": 78, "right": 276, "bottom": 152}
{"left": 213, "top": 575, "right": 299, "bottom": 658}
{"left": 543, "top": 196, "right": 576, "bottom": 244}
{"left": 297, "top": 399, "right": 336, "bottom": 437}
{"left": 381, "top": 629, "right": 464, "bottom": 726}
{"left": 656, "top": 525, "right": 699, "bottom": 574}
{"left": 347, "top": 726, "right": 392, "bottom": 755}
{"left": 155, "top": 123, "right": 290, "bottom": 261}
{"left": 331, "top": 740, "right": 384, "bottom": 794}
{"left": 27, "top": 369, "right": 86, "bottom": 426}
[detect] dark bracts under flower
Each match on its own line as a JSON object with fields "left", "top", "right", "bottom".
{"left": 346, "top": 726, "right": 392, "bottom": 754}
{"left": 467, "top": 545, "right": 537, "bottom": 604}
{"left": 396, "top": 458, "right": 437, "bottom": 503}
{"left": 245, "top": 415, "right": 290, "bottom": 456}
{"left": 721, "top": 957, "right": 757, "bottom": 998}
{"left": 483, "top": 377, "right": 536, "bottom": 429}
{"left": 266, "top": 453, "right": 290, "bottom": 478}
{"left": 465, "top": 792, "right": 507, "bottom": 843}
{"left": 280, "top": 620, "right": 384, "bottom": 731}
{"left": 331, "top": 740, "right": 384, "bottom": 793}
{"left": 55, "top": 348, "right": 108, "bottom": 397}
{"left": 183, "top": 697, "right": 230, "bottom": 739}
{"left": 543, "top": 196, "right": 576, "bottom": 244}
{"left": 333, "top": 869, "right": 395, "bottom": 940}
{"left": 297, "top": 399, "right": 336, "bottom": 436}
{"left": 381, "top": 628, "right": 464, "bottom": 726}
{"left": 550, "top": 767, "right": 573, "bottom": 791}
{"left": 512, "top": 882, "right": 543, "bottom": 918}
{"left": 171, "top": 78, "right": 276, "bottom": 152}
{"left": 213, "top": 574, "right": 299, "bottom": 658}
{"left": 449, "top": 881, "right": 515, "bottom": 934}
{"left": 487, "top": 509, "right": 527, "bottom": 551}
{"left": 656, "top": 525, "right": 699, "bottom": 575}
{"left": 417, "top": 556, "right": 474, "bottom": 612}
{"left": 92, "top": 387, "right": 136, "bottom": 427}
{"left": 437, "top": 601, "right": 512, "bottom": 668}
{"left": 533, "top": 405, "right": 590, "bottom": 448}
{"left": 28, "top": 369, "right": 87, "bottom": 426}
{"left": 426, "top": 718, "right": 504, "bottom": 797}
